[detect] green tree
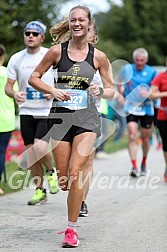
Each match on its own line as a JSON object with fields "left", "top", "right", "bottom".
{"left": 0, "top": 0, "right": 67, "bottom": 62}
{"left": 95, "top": 0, "right": 167, "bottom": 65}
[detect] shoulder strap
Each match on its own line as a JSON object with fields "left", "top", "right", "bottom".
{"left": 61, "top": 41, "right": 68, "bottom": 56}
{"left": 86, "top": 43, "right": 95, "bottom": 70}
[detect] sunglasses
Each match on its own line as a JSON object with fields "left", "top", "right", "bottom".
{"left": 25, "top": 31, "right": 40, "bottom": 37}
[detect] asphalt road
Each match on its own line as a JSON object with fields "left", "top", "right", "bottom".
{"left": 0, "top": 143, "right": 167, "bottom": 252}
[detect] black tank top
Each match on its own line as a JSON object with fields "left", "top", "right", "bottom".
{"left": 52, "top": 41, "right": 96, "bottom": 108}
{"left": 55, "top": 41, "right": 96, "bottom": 89}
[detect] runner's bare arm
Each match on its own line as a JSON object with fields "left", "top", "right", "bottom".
{"left": 5, "top": 78, "right": 26, "bottom": 102}
{"left": 94, "top": 49, "right": 115, "bottom": 99}
{"left": 28, "top": 45, "right": 71, "bottom": 101}
{"left": 150, "top": 85, "right": 167, "bottom": 99}
{"left": 5, "top": 78, "right": 17, "bottom": 98}
{"left": 28, "top": 45, "right": 59, "bottom": 93}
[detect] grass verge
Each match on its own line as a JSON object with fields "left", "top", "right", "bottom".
{"left": 0, "top": 162, "right": 28, "bottom": 195}
{"left": 104, "top": 134, "right": 128, "bottom": 153}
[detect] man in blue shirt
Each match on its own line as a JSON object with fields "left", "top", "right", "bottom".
{"left": 118, "top": 48, "right": 156, "bottom": 177}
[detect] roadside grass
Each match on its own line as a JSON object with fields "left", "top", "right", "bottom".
{"left": 0, "top": 162, "right": 28, "bottom": 195}
{"left": 104, "top": 134, "right": 128, "bottom": 153}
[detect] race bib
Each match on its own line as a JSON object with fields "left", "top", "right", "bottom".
{"left": 57, "top": 89, "right": 88, "bottom": 110}
{"left": 124, "top": 101, "right": 145, "bottom": 115}
{"left": 26, "top": 87, "right": 45, "bottom": 100}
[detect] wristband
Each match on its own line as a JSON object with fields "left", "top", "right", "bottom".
{"left": 98, "top": 87, "right": 104, "bottom": 96}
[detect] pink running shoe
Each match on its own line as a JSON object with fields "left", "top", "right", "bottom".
{"left": 59, "top": 228, "right": 79, "bottom": 248}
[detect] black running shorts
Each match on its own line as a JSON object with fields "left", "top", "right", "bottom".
{"left": 47, "top": 106, "right": 101, "bottom": 142}
{"left": 157, "top": 120, "right": 167, "bottom": 151}
{"left": 20, "top": 115, "right": 49, "bottom": 145}
{"left": 126, "top": 114, "right": 154, "bottom": 129}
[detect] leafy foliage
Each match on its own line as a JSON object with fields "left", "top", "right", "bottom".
{"left": 0, "top": 0, "right": 67, "bottom": 62}
{"left": 95, "top": 0, "right": 167, "bottom": 65}
{"left": 1, "top": 0, "right": 167, "bottom": 65}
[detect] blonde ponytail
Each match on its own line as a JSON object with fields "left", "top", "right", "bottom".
{"left": 50, "top": 19, "right": 71, "bottom": 45}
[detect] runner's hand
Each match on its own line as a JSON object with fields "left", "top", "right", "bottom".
{"left": 89, "top": 83, "right": 101, "bottom": 97}
{"left": 43, "top": 93, "right": 54, "bottom": 100}
{"left": 139, "top": 89, "right": 150, "bottom": 99}
{"left": 14, "top": 91, "right": 27, "bottom": 103}
{"left": 51, "top": 87, "right": 71, "bottom": 101}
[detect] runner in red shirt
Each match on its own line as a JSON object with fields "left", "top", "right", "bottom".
{"left": 151, "top": 64, "right": 167, "bottom": 181}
